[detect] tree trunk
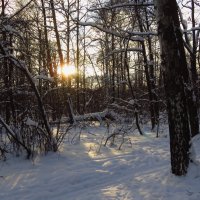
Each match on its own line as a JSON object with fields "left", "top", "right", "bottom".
{"left": 134, "top": 5, "right": 159, "bottom": 130}
{"left": 66, "top": 0, "right": 71, "bottom": 87}
{"left": 41, "top": 0, "right": 53, "bottom": 78}
{"left": 124, "top": 42, "right": 143, "bottom": 136}
{"left": 1, "top": 0, "right": 10, "bottom": 124}
{"left": 154, "top": 0, "right": 192, "bottom": 175}
{"left": 50, "top": 0, "right": 64, "bottom": 72}
{"left": 111, "top": 33, "right": 115, "bottom": 102}
{"left": 76, "top": 0, "right": 80, "bottom": 113}
{"left": 189, "top": 0, "right": 199, "bottom": 137}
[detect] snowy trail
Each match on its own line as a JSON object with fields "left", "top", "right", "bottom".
{"left": 0, "top": 127, "right": 200, "bottom": 200}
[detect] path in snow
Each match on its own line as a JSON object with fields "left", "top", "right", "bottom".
{"left": 0, "top": 126, "right": 200, "bottom": 200}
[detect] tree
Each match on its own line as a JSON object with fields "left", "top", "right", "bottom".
{"left": 41, "top": 0, "right": 54, "bottom": 79}
{"left": 178, "top": 0, "right": 199, "bottom": 137}
{"left": 76, "top": 0, "right": 80, "bottom": 113}
{"left": 134, "top": 3, "right": 159, "bottom": 130}
{"left": 50, "top": 0, "right": 64, "bottom": 78}
{"left": 154, "top": 0, "right": 195, "bottom": 175}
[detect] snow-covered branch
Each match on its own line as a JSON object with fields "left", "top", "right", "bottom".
{"left": 50, "top": 109, "right": 116, "bottom": 124}
{"left": 34, "top": 75, "right": 54, "bottom": 82}
{"left": 126, "top": 30, "right": 157, "bottom": 36}
{"left": 89, "top": 1, "right": 154, "bottom": 11}
{"left": 0, "top": 116, "right": 32, "bottom": 158}
{"left": 0, "top": 42, "right": 52, "bottom": 140}
{"left": 107, "top": 48, "right": 143, "bottom": 56}
{"left": 183, "top": 26, "right": 200, "bottom": 32}
{"left": 79, "top": 21, "right": 144, "bottom": 42}
{"left": 8, "top": 0, "right": 34, "bottom": 20}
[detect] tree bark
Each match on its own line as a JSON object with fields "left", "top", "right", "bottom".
{"left": 154, "top": 0, "right": 191, "bottom": 175}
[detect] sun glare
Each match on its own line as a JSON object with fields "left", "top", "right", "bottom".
{"left": 58, "top": 65, "right": 76, "bottom": 77}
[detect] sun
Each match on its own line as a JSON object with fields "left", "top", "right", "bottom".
{"left": 57, "top": 65, "right": 76, "bottom": 77}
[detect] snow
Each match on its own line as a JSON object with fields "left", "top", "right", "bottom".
{"left": 0, "top": 125, "right": 200, "bottom": 200}
{"left": 24, "top": 117, "right": 38, "bottom": 127}
{"left": 34, "top": 75, "right": 54, "bottom": 82}
{"left": 3, "top": 25, "right": 19, "bottom": 35}
{"left": 182, "top": 20, "right": 188, "bottom": 29}
{"left": 129, "top": 99, "right": 135, "bottom": 105}
{"left": 108, "top": 48, "right": 143, "bottom": 56}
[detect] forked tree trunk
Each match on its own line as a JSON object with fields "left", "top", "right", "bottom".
{"left": 154, "top": 0, "right": 192, "bottom": 175}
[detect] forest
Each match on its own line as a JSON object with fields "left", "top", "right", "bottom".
{"left": 0, "top": 0, "right": 200, "bottom": 199}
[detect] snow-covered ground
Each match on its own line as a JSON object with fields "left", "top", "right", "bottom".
{"left": 0, "top": 124, "right": 200, "bottom": 200}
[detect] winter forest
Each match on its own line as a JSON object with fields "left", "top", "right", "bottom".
{"left": 1, "top": 0, "right": 200, "bottom": 199}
